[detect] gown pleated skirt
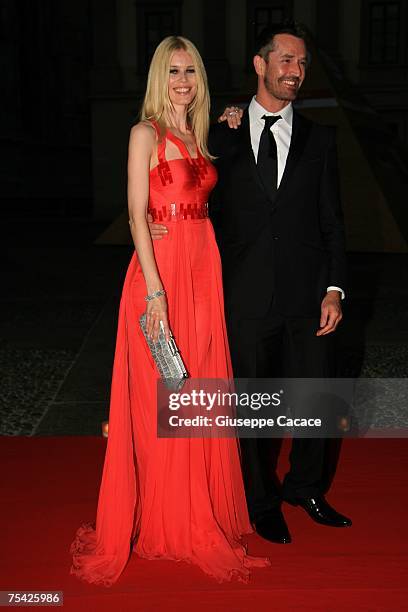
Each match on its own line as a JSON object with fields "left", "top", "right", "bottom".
{"left": 70, "top": 127, "right": 270, "bottom": 586}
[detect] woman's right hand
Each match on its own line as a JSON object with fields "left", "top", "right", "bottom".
{"left": 146, "top": 294, "right": 170, "bottom": 342}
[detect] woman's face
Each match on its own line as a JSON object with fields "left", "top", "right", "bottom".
{"left": 168, "top": 49, "right": 197, "bottom": 108}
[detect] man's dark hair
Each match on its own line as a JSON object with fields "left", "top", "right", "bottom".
{"left": 254, "top": 20, "right": 307, "bottom": 60}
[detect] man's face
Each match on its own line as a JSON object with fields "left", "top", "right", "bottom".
{"left": 258, "top": 33, "right": 307, "bottom": 102}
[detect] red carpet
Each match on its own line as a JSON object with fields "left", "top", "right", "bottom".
{"left": 1, "top": 436, "right": 407, "bottom": 611}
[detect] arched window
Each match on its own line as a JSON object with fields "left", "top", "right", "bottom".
{"left": 368, "top": 2, "right": 400, "bottom": 63}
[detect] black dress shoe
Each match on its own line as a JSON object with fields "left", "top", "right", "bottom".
{"left": 254, "top": 508, "right": 292, "bottom": 544}
{"left": 286, "top": 495, "right": 352, "bottom": 527}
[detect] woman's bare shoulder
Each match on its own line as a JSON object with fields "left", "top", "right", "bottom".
{"left": 132, "top": 119, "right": 156, "bottom": 132}
{"left": 130, "top": 120, "right": 156, "bottom": 143}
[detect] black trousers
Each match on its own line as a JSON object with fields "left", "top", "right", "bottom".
{"left": 226, "top": 301, "right": 335, "bottom": 522}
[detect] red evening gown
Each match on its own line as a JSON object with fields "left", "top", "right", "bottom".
{"left": 70, "top": 122, "right": 270, "bottom": 586}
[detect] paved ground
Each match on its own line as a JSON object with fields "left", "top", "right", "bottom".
{"left": 1, "top": 220, "right": 407, "bottom": 436}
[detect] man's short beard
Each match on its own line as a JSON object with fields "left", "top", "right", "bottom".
{"left": 264, "top": 75, "right": 297, "bottom": 100}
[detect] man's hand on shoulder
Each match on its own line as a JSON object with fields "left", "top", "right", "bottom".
{"left": 316, "top": 290, "right": 343, "bottom": 336}
{"left": 217, "top": 106, "right": 243, "bottom": 129}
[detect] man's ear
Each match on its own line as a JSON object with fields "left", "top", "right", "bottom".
{"left": 253, "top": 54, "right": 266, "bottom": 77}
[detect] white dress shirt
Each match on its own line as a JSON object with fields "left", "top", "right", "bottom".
{"left": 248, "top": 95, "right": 293, "bottom": 187}
{"left": 248, "top": 96, "right": 344, "bottom": 300}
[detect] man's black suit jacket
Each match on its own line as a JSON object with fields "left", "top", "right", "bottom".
{"left": 208, "top": 108, "right": 347, "bottom": 320}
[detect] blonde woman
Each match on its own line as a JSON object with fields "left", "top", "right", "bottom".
{"left": 70, "top": 36, "right": 269, "bottom": 586}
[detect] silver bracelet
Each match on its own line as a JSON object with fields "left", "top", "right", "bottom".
{"left": 145, "top": 289, "right": 166, "bottom": 302}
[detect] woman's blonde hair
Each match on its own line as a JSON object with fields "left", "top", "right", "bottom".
{"left": 140, "top": 36, "right": 213, "bottom": 159}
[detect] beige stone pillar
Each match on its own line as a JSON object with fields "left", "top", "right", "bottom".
{"left": 293, "top": 0, "right": 317, "bottom": 32}
{"left": 337, "top": 0, "right": 361, "bottom": 83}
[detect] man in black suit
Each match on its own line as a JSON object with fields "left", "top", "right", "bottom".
{"left": 149, "top": 22, "right": 351, "bottom": 543}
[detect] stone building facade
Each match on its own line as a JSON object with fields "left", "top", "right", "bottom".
{"left": 2, "top": 0, "right": 407, "bottom": 224}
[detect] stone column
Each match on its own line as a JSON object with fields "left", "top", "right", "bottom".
{"left": 0, "top": 0, "right": 21, "bottom": 139}
{"left": 90, "top": 0, "right": 122, "bottom": 94}
{"left": 293, "top": 0, "right": 317, "bottom": 33}
{"left": 182, "top": 0, "right": 204, "bottom": 52}
{"left": 225, "top": 0, "right": 248, "bottom": 91}
{"left": 90, "top": 0, "right": 128, "bottom": 221}
{"left": 116, "top": 0, "right": 138, "bottom": 91}
{"left": 337, "top": 0, "right": 361, "bottom": 83}
{"left": 202, "top": 0, "right": 230, "bottom": 91}
{"left": 316, "top": 0, "right": 340, "bottom": 58}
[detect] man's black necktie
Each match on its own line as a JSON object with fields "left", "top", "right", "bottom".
{"left": 257, "top": 114, "right": 281, "bottom": 199}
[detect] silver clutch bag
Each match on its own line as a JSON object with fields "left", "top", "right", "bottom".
{"left": 139, "top": 313, "right": 189, "bottom": 390}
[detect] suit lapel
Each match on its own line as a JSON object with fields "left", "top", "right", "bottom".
{"left": 237, "top": 107, "right": 311, "bottom": 207}
{"left": 239, "top": 110, "right": 268, "bottom": 199}
{"left": 240, "top": 109, "right": 277, "bottom": 206}
{"left": 274, "top": 110, "right": 311, "bottom": 205}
